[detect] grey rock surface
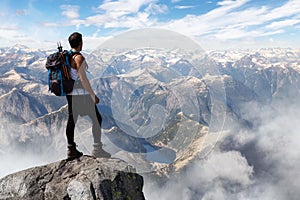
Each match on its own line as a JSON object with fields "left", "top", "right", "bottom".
{"left": 0, "top": 155, "right": 145, "bottom": 200}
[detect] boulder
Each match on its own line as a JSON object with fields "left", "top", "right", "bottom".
{"left": 0, "top": 156, "right": 145, "bottom": 200}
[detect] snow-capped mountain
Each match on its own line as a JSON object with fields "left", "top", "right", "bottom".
{"left": 0, "top": 45, "right": 68, "bottom": 125}
{"left": 1, "top": 45, "right": 300, "bottom": 176}
{"left": 208, "top": 48, "right": 300, "bottom": 66}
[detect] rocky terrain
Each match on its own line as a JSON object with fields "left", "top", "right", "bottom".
{"left": 0, "top": 45, "right": 299, "bottom": 177}
{"left": 0, "top": 155, "right": 145, "bottom": 200}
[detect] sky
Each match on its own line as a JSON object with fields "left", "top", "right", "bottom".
{"left": 0, "top": 0, "right": 300, "bottom": 50}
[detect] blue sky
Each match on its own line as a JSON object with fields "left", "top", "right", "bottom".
{"left": 0, "top": 0, "right": 300, "bottom": 50}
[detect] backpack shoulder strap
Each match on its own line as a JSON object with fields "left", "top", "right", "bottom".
{"left": 69, "top": 50, "right": 81, "bottom": 57}
{"left": 68, "top": 51, "right": 83, "bottom": 70}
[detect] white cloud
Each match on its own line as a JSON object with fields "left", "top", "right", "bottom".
{"left": 2, "top": 0, "right": 300, "bottom": 49}
{"left": 0, "top": 25, "right": 19, "bottom": 30}
{"left": 96, "top": 0, "right": 155, "bottom": 18}
{"left": 174, "top": 5, "right": 195, "bottom": 9}
{"left": 263, "top": 0, "right": 300, "bottom": 21}
{"left": 144, "top": 150, "right": 254, "bottom": 200}
{"left": 83, "top": 35, "right": 113, "bottom": 51}
{"left": 144, "top": 98, "right": 300, "bottom": 199}
{"left": 83, "top": 0, "right": 300, "bottom": 45}
{"left": 217, "top": 0, "right": 250, "bottom": 7}
{"left": 2, "top": 1, "right": 109, "bottom": 49}
{"left": 83, "top": 0, "right": 165, "bottom": 29}
{"left": 0, "top": 24, "right": 29, "bottom": 47}
{"left": 145, "top": 3, "right": 168, "bottom": 15}
{"left": 266, "top": 19, "right": 300, "bottom": 29}
{"left": 42, "top": 22, "right": 59, "bottom": 27}
{"left": 159, "top": 0, "right": 250, "bottom": 37}
{"left": 60, "top": 5, "right": 80, "bottom": 19}
{"left": 154, "top": 0, "right": 300, "bottom": 48}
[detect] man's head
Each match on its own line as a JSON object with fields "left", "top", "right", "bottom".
{"left": 68, "top": 32, "right": 83, "bottom": 49}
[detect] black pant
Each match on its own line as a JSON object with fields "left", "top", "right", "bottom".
{"left": 66, "top": 95, "right": 102, "bottom": 145}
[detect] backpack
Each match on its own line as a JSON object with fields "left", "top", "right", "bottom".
{"left": 45, "top": 43, "right": 80, "bottom": 96}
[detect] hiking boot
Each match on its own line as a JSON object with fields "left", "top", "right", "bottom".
{"left": 92, "top": 143, "right": 111, "bottom": 158}
{"left": 67, "top": 143, "right": 83, "bottom": 160}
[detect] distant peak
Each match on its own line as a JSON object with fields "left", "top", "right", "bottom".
{"left": 11, "top": 44, "right": 29, "bottom": 49}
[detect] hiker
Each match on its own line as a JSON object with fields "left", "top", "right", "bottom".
{"left": 66, "top": 32, "right": 110, "bottom": 160}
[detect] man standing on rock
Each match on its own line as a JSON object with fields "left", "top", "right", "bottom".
{"left": 66, "top": 32, "right": 111, "bottom": 160}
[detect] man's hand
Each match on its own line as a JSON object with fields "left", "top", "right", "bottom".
{"left": 94, "top": 95, "right": 100, "bottom": 104}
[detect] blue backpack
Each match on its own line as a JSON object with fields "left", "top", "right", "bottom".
{"left": 45, "top": 43, "right": 79, "bottom": 96}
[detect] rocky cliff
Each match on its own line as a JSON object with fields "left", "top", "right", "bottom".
{"left": 0, "top": 156, "right": 145, "bottom": 200}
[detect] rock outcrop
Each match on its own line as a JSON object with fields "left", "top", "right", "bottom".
{"left": 0, "top": 156, "right": 145, "bottom": 200}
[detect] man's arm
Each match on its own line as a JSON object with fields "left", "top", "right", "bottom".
{"left": 74, "top": 55, "right": 99, "bottom": 104}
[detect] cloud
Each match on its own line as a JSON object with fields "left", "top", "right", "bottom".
{"left": 95, "top": 0, "right": 155, "bottom": 18}
{"left": 15, "top": 9, "right": 29, "bottom": 16}
{"left": 157, "top": 0, "right": 300, "bottom": 44}
{"left": 83, "top": 35, "right": 113, "bottom": 51}
{"left": 0, "top": 25, "right": 19, "bottom": 31}
{"left": 144, "top": 97, "right": 300, "bottom": 200}
{"left": 266, "top": 19, "right": 300, "bottom": 30}
{"left": 158, "top": 0, "right": 251, "bottom": 37}
{"left": 217, "top": 0, "right": 248, "bottom": 6}
{"left": 174, "top": 5, "right": 195, "bottom": 10}
{"left": 171, "top": 0, "right": 181, "bottom": 3}
{"left": 60, "top": 5, "right": 80, "bottom": 19}
{"left": 144, "top": 150, "right": 254, "bottom": 200}
{"left": 83, "top": 0, "right": 166, "bottom": 29}
{"left": 145, "top": 3, "right": 168, "bottom": 15}
{"left": 71, "top": 0, "right": 298, "bottom": 46}
{"left": 2, "top": 0, "right": 300, "bottom": 49}
{"left": 263, "top": 0, "right": 300, "bottom": 21}
{"left": 42, "top": 22, "right": 59, "bottom": 28}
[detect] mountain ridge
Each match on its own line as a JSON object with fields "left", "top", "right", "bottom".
{"left": 1, "top": 45, "right": 300, "bottom": 177}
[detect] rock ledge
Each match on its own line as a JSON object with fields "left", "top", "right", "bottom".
{"left": 0, "top": 156, "right": 145, "bottom": 200}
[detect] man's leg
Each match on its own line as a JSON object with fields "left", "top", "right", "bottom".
{"left": 87, "top": 98, "right": 110, "bottom": 158}
{"left": 66, "top": 95, "right": 83, "bottom": 160}
{"left": 91, "top": 106, "right": 102, "bottom": 143}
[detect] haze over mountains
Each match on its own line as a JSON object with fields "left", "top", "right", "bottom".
{"left": 1, "top": 44, "right": 300, "bottom": 199}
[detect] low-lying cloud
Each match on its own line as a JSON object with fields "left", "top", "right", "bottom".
{"left": 144, "top": 98, "right": 300, "bottom": 200}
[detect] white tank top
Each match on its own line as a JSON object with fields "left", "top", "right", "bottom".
{"left": 70, "top": 66, "right": 79, "bottom": 80}
{"left": 68, "top": 59, "right": 89, "bottom": 95}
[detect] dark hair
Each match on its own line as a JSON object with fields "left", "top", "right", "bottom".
{"left": 68, "top": 32, "right": 82, "bottom": 48}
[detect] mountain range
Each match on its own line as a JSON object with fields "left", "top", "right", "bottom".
{"left": 1, "top": 44, "right": 300, "bottom": 177}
